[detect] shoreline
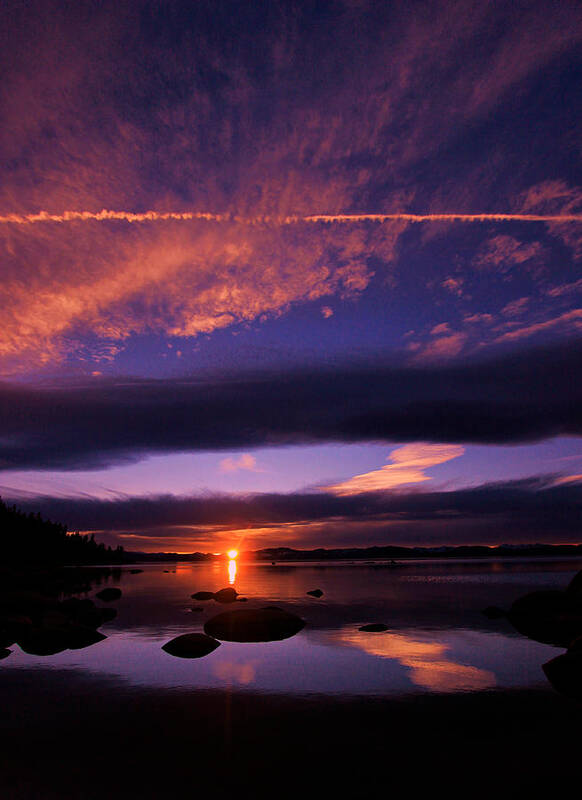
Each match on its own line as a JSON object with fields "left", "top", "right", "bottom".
{"left": 1, "top": 668, "right": 579, "bottom": 797}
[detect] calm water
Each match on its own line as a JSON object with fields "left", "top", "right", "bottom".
{"left": 3, "top": 558, "right": 581, "bottom": 697}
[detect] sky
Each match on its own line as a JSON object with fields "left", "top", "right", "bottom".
{"left": 1, "top": 0, "right": 582, "bottom": 552}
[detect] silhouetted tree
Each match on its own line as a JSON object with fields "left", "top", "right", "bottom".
{"left": 0, "top": 498, "right": 125, "bottom": 565}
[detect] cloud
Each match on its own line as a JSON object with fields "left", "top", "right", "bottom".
{"left": 500, "top": 297, "right": 530, "bottom": 317}
{"left": 7, "top": 475, "right": 582, "bottom": 549}
{"left": 412, "top": 332, "right": 467, "bottom": 362}
{"left": 1, "top": 1, "right": 582, "bottom": 369}
{"left": 473, "top": 236, "right": 545, "bottom": 273}
{"left": 547, "top": 278, "right": 582, "bottom": 298}
{"left": 1, "top": 339, "right": 581, "bottom": 471}
{"left": 493, "top": 308, "right": 582, "bottom": 343}
{"left": 219, "top": 453, "right": 261, "bottom": 473}
{"left": 324, "top": 443, "right": 465, "bottom": 495}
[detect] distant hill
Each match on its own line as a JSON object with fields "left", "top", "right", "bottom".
{"left": 0, "top": 499, "right": 125, "bottom": 565}
{"left": 125, "top": 542, "right": 582, "bottom": 562}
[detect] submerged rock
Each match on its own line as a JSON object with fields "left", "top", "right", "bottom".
{"left": 162, "top": 633, "right": 220, "bottom": 659}
{"left": 191, "top": 591, "right": 215, "bottom": 601}
{"left": 358, "top": 623, "right": 389, "bottom": 632}
{"left": 307, "top": 589, "right": 323, "bottom": 598}
{"left": 95, "top": 588, "right": 122, "bottom": 602}
{"left": 214, "top": 587, "right": 238, "bottom": 604}
{"left": 205, "top": 607, "right": 305, "bottom": 642}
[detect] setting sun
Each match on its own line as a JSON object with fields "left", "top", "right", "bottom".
{"left": 227, "top": 549, "right": 238, "bottom": 559}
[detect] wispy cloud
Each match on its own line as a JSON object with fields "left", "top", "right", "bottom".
{"left": 219, "top": 453, "right": 262, "bottom": 473}
{"left": 324, "top": 443, "right": 465, "bottom": 495}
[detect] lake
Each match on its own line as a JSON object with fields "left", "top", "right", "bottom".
{"left": 2, "top": 557, "right": 581, "bottom": 798}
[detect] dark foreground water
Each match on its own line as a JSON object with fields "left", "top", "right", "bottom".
{"left": 2, "top": 558, "right": 581, "bottom": 798}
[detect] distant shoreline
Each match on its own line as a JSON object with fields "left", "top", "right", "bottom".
{"left": 125, "top": 542, "right": 582, "bottom": 563}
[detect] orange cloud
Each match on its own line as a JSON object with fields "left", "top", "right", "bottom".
{"left": 324, "top": 442, "right": 465, "bottom": 496}
{"left": 412, "top": 332, "right": 468, "bottom": 363}
{"left": 493, "top": 308, "right": 582, "bottom": 343}
{"left": 219, "top": 453, "right": 261, "bottom": 473}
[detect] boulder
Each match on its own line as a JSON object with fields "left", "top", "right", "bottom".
{"left": 17, "top": 627, "right": 70, "bottom": 656}
{"left": 95, "top": 587, "right": 122, "bottom": 602}
{"left": 358, "top": 623, "right": 389, "bottom": 632}
{"left": 98, "top": 607, "right": 117, "bottom": 623}
{"left": 63, "top": 625, "right": 107, "bottom": 650}
{"left": 214, "top": 587, "right": 238, "bottom": 604}
{"left": 191, "top": 591, "right": 215, "bottom": 601}
{"left": 482, "top": 606, "right": 506, "bottom": 619}
{"left": 191, "top": 606, "right": 204, "bottom": 612}
{"left": 162, "top": 633, "right": 220, "bottom": 659}
{"left": 566, "top": 569, "right": 582, "bottom": 598}
{"left": 0, "top": 614, "right": 32, "bottom": 640}
{"left": 507, "top": 590, "right": 582, "bottom": 647}
{"left": 129, "top": 569, "right": 143, "bottom": 574}
{"left": 307, "top": 589, "right": 323, "bottom": 598}
{"left": 204, "top": 607, "right": 305, "bottom": 642}
{"left": 543, "top": 652, "right": 582, "bottom": 700}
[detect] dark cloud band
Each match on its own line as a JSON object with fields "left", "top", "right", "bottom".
{"left": 7, "top": 476, "right": 582, "bottom": 545}
{"left": 1, "top": 340, "right": 581, "bottom": 471}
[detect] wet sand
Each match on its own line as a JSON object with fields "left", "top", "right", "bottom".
{"left": 1, "top": 668, "right": 578, "bottom": 799}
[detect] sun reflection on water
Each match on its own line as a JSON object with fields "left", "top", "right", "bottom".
{"left": 228, "top": 558, "right": 237, "bottom": 585}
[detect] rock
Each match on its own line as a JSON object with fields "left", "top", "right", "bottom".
{"left": 0, "top": 648, "right": 11, "bottom": 660}
{"left": 204, "top": 607, "right": 305, "bottom": 643}
{"left": 358, "top": 623, "right": 389, "bottom": 632}
{"left": 0, "top": 614, "right": 32, "bottom": 639}
{"left": 162, "top": 633, "right": 221, "bottom": 659}
{"left": 191, "top": 606, "right": 204, "bottom": 612}
{"left": 543, "top": 652, "right": 582, "bottom": 700}
{"left": 507, "top": 590, "right": 582, "bottom": 647}
{"left": 129, "top": 569, "right": 143, "bottom": 574}
{"left": 482, "top": 606, "right": 506, "bottom": 619}
{"left": 17, "top": 627, "right": 70, "bottom": 656}
{"left": 238, "top": 598, "right": 248, "bottom": 602}
{"left": 214, "top": 587, "right": 238, "bottom": 604}
{"left": 566, "top": 569, "right": 582, "bottom": 598}
{"left": 307, "top": 589, "right": 323, "bottom": 598}
{"left": 191, "top": 591, "right": 215, "bottom": 601}
{"left": 95, "top": 588, "right": 122, "bottom": 602}
{"left": 98, "top": 608, "right": 117, "bottom": 623}
{"left": 63, "top": 625, "right": 107, "bottom": 650}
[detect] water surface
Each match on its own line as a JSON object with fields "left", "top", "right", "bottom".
{"left": 3, "top": 557, "right": 580, "bottom": 698}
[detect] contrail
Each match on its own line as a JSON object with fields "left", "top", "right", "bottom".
{"left": 1, "top": 209, "right": 582, "bottom": 226}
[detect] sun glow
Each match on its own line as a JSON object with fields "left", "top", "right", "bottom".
{"left": 227, "top": 549, "right": 238, "bottom": 559}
